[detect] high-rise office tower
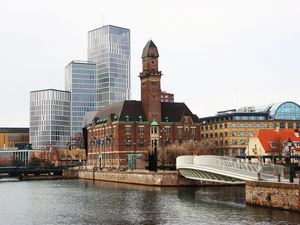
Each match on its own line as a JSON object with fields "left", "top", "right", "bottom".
{"left": 65, "top": 60, "right": 96, "bottom": 140}
{"left": 30, "top": 89, "right": 71, "bottom": 149}
{"left": 88, "top": 25, "right": 131, "bottom": 108}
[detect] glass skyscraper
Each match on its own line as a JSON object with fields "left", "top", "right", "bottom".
{"left": 30, "top": 89, "right": 71, "bottom": 149}
{"left": 65, "top": 60, "right": 96, "bottom": 140}
{"left": 88, "top": 25, "right": 131, "bottom": 108}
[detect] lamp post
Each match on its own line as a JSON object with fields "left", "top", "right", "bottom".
{"left": 160, "top": 128, "right": 167, "bottom": 172}
{"left": 287, "top": 138, "right": 294, "bottom": 183}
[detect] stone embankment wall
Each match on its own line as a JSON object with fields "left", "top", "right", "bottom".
{"left": 246, "top": 180, "right": 300, "bottom": 212}
{"left": 63, "top": 169, "right": 79, "bottom": 179}
{"left": 77, "top": 170, "right": 223, "bottom": 186}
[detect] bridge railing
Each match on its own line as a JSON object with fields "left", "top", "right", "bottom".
{"left": 177, "top": 155, "right": 284, "bottom": 180}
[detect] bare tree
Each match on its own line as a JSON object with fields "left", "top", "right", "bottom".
{"left": 72, "top": 133, "right": 84, "bottom": 149}
{"left": 158, "top": 140, "right": 218, "bottom": 167}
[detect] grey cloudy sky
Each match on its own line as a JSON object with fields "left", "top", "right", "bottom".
{"left": 1, "top": 0, "right": 299, "bottom": 127}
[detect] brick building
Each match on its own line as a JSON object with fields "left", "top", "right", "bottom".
{"left": 161, "top": 91, "right": 174, "bottom": 102}
{"left": 83, "top": 40, "right": 200, "bottom": 168}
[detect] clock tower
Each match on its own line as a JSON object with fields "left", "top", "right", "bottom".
{"left": 139, "top": 40, "right": 162, "bottom": 122}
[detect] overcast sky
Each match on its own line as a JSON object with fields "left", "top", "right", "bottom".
{"left": 1, "top": 0, "right": 299, "bottom": 127}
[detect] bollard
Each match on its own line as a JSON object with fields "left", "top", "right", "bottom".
{"left": 277, "top": 173, "right": 281, "bottom": 183}
{"left": 257, "top": 172, "right": 260, "bottom": 180}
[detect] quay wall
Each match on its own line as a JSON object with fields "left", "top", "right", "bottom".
{"left": 246, "top": 180, "right": 300, "bottom": 212}
{"left": 77, "top": 170, "right": 225, "bottom": 186}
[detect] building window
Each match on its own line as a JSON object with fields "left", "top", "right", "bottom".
{"left": 224, "top": 123, "right": 228, "bottom": 128}
{"left": 214, "top": 124, "right": 218, "bottom": 129}
{"left": 270, "top": 142, "right": 277, "bottom": 148}
{"left": 138, "top": 138, "right": 144, "bottom": 147}
{"left": 296, "top": 123, "right": 300, "bottom": 129}
{"left": 210, "top": 133, "right": 213, "bottom": 138}
{"left": 177, "top": 128, "right": 183, "bottom": 135}
{"left": 288, "top": 122, "right": 293, "bottom": 129}
{"left": 232, "top": 123, "right": 237, "bottom": 128}
{"left": 125, "top": 126, "right": 131, "bottom": 134}
{"left": 191, "top": 128, "right": 196, "bottom": 135}
{"left": 232, "top": 131, "right": 237, "bottom": 136}
{"left": 225, "top": 132, "right": 228, "bottom": 137}
{"left": 248, "top": 131, "right": 253, "bottom": 137}
{"left": 256, "top": 123, "right": 260, "bottom": 128}
{"left": 280, "top": 122, "right": 285, "bottom": 129}
{"left": 240, "top": 132, "right": 245, "bottom": 137}
{"left": 214, "top": 133, "right": 218, "bottom": 138}
{"left": 240, "top": 148, "right": 246, "bottom": 155}
{"left": 240, "top": 139, "right": 246, "bottom": 145}
{"left": 232, "top": 140, "right": 237, "bottom": 145}
{"left": 205, "top": 134, "right": 209, "bottom": 138}
{"left": 248, "top": 123, "right": 253, "bottom": 128}
{"left": 219, "top": 124, "right": 223, "bottom": 129}
{"left": 125, "top": 139, "right": 131, "bottom": 147}
{"left": 151, "top": 126, "right": 158, "bottom": 134}
{"left": 139, "top": 126, "right": 144, "bottom": 134}
{"left": 240, "top": 123, "right": 244, "bottom": 128}
{"left": 164, "top": 127, "right": 170, "bottom": 134}
{"left": 201, "top": 134, "right": 204, "bottom": 139}
{"left": 264, "top": 123, "right": 269, "bottom": 128}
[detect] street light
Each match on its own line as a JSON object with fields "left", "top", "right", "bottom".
{"left": 160, "top": 128, "right": 168, "bottom": 172}
{"left": 287, "top": 138, "right": 294, "bottom": 183}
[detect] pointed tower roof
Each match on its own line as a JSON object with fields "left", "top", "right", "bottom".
{"left": 142, "top": 40, "right": 159, "bottom": 58}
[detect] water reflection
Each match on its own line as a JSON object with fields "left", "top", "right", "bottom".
{"left": 0, "top": 179, "right": 299, "bottom": 225}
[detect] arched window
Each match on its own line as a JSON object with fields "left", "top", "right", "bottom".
{"left": 273, "top": 102, "right": 300, "bottom": 120}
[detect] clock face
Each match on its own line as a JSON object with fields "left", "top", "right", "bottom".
{"left": 150, "top": 88, "right": 158, "bottom": 96}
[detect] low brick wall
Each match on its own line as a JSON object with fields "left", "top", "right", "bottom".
{"left": 246, "top": 180, "right": 300, "bottom": 211}
{"left": 78, "top": 170, "right": 226, "bottom": 186}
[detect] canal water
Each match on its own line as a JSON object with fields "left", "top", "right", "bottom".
{"left": 0, "top": 179, "right": 299, "bottom": 225}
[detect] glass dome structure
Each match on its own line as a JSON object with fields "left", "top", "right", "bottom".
{"left": 268, "top": 101, "right": 300, "bottom": 120}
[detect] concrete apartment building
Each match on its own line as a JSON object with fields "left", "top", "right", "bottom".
{"left": 30, "top": 89, "right": 71, "bottom": 149}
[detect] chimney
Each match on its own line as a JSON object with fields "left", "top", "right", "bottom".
{"left": 294, "top": 129, "right": 299, "bottom": 137}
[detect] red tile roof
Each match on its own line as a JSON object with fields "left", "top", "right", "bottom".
{"left": 253, "top": 129, "right": 300, "bottom": 153}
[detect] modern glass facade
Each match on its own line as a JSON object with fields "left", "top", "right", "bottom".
{"left": 87, "top": 25, "right": 131, "bottom": 108}
{"left": 65, "top": 61, "right": 96, "bottom": 140}
{"left": 30, "top": 89, "right": 71, "bottom": 149}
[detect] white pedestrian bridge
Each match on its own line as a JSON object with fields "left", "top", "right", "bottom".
{"left": 176, "top": 155, "right": 285, "bottom": 184}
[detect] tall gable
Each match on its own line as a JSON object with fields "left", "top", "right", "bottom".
{"left": 161, "top": 102, "right": 199, "bottom": 123}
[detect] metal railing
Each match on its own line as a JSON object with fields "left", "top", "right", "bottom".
{"left": 177, "top": 155, "right": 284, "bottom": 181}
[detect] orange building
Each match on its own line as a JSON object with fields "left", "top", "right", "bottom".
{"left": 0, "top": 127, "right": 29, "bottom": 149}
{"left": 246, "top": 129, "right": 300, "bottom": 156}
